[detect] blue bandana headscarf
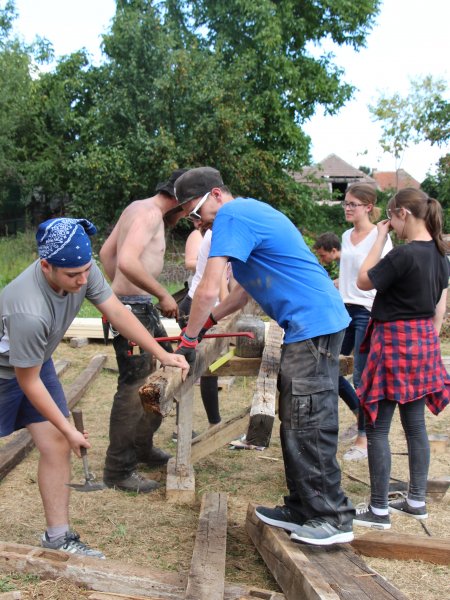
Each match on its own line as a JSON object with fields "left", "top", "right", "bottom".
{"left": 36, "top": 218, "right": 97, "bottom": 267}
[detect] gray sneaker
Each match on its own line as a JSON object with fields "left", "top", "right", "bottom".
{"left": 104, "top": 471, "right": 160, "bottom": 493}
{"left": 290, "top": 519, "right": 354, "bottom": 546}
{"left": 389, "top": 498, "right": 428, "bottom": 520}
{"left": 255, "top": 505, "right": 304, "bottom": 533}
{"left": 353, "top": 506, "right": 391, "bottom": 530}
{"left": 42, "top": 531, "right": 105, "bottom": 559}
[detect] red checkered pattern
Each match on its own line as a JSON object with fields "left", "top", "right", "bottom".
{"left": 358, "top": 318, "right": 449, "bottom": 424}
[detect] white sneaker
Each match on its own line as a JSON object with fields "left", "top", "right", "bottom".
{"left": 343, "top": 446, "right": 367, "bottom": 461}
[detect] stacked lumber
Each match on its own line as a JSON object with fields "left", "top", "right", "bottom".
{"left": 64, "top": 317, "right": 181, "bottom": 340}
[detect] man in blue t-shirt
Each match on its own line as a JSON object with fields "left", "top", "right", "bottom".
{"left": 174, "top": 167, "right": 355, "bottom": 546}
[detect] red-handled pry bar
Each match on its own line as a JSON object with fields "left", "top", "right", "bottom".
{"left": 154, "top": 331, "right": 255, "bottom": 343}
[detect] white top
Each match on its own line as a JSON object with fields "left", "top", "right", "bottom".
{"left": 339, "top": 227, "right": 393, "bottom": 310}
{"left": 189, "top": 229, "right": 213, "bottom": 298}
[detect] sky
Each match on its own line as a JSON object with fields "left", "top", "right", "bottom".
{"left": 12, "top": 0, "right": 450, "bottom": 182}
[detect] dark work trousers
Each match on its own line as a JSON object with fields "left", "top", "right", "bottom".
{"left": 103, "top": 298, "right": 173, "bottom": 480}
{"left": 278, "top": 330, "right": 355, "bottom": 528}
{"left": 178, "top": 294, "right": 221, "bottom": 424}
{"left": 366, "top": 398, "right": 429, "bottom": 508}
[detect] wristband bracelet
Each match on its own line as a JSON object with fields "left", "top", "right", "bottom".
{"left": 209, "top": 312, "right": 218, "bottom": 324}
{"left": 182, "top": 332, "right": 198, "bottom": 343}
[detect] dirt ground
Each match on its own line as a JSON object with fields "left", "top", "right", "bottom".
{"left": 0, "top": 338, "right": 448, "bottom": 599}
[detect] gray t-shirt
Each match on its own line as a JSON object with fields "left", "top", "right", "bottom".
{"left": 0, "top": 260, "right": 112, "bottom": 378}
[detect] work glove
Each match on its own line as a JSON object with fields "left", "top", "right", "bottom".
{"left": 175, "top": 331, "right": 198, "bottom": 369}
{"left": 198, "top": 313, "right": 218, "bottom": 342}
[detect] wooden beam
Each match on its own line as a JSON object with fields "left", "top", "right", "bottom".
{"left": 166, "top": 386, "right": 196, "bottom": 504}
{"left": 0, "top": 354, "right": 106, "bottom": 482}
{"left": 0, "top": 540, "right": 285, "bottom": 600}
{"left": 246, "top": 504, "right": 409, "bottom": 600}
{"left": 206, "top": 356, "right": 262, "bottom": 377}
{"left": 246, "top": 504, "right": 339, "bottom": 600}
{"left": 206, "top": 355, "right": 353, "bottom": 379}
{"left": 53, "top": 359, "right": 71, "bottom": 377}
{"left": 351, "top": 531, "right": 450, "bottom": 565}
{"left": 87, "top": 593, "right": 161, "bottom": 600}
{"left": 190, "top": 406, "right": 251, "bottom": 463}
{"left": 140, "top": 312, "right": 241, "bottom": 418}
{"left": 64, "top": 317, "right": 180, "bottom": 340}
{"left": 245, "top": 322, "right": 283, "bottom": 447}
{"left": 185, "top": 493, "right": 228, "bottom": 600}
{"left": 65, "top": 354, "right": 107, "bottom": 410}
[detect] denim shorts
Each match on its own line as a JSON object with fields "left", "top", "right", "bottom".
{"left": 0, "top": 359, "right": 68, "bottom": 437}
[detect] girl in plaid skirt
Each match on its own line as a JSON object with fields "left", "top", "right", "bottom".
{"left": 352, "top": 188, "right": 449, "bottom": 529}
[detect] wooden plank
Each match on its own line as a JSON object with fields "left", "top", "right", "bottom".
{"left": 88, "top": 593, "right": 165, "bottom": 600}
{"left": 53, "top": 359, "right": 71, "bottom": 377}
{"left": 297, "top": 543, "right": 409, "bottom": 600}
{"left": 69, "top": 337, "right": 89, "bottom": 348}
{"left": 185, "top": 492, "right": 228, "bottom": 600}
{"left": 246, "top": 504, "right": 339, "bottom": 600}
{"left": 0, "top": 540, "right": 284, "bottom": 600}
{"left": 207, "top": 356, "right": 262, "bottom": 377}
{"left": 64, "top": 317, "right": 181, "bottom": 340}
{"left": 206, "top": 355, "right": 353, "bottom": 379}
{"left": 246, "top": 504, "right": 408, "bottom": 600}
{"left": 191, "top": 406, "right": 251, "bottom": 463}
{"left": 140, "top": 312, "right": 241, "bottom": 418}
{"left": 245, "top": 322, "right": 283, "bottom": 447}
{"left": 65, "top": 354, "right": 107, "bottom": 410}
{"left": 351, "top": 531, "right": 450, "bottom": 565}
{"left": 0, "top": 354, "right": 106, "bottom": 482}
{"left": 166, "top": 386, "right": 196, "bottom": 504}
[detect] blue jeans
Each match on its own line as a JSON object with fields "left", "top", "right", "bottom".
{"left": 366, "top": 399, "right": 430, "bottom": 508}
{"left": 278, "top": 330, "right": 355, "bottom": 528}
{"left": 338, "top": 376, "right": 359, "bottom": 413}
{"left": 341, "top": 304, "right": 370, "bottom": 435}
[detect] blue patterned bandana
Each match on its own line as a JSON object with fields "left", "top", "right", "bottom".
{"left": 36, "top": 218, "right": 97, "bottom": 267}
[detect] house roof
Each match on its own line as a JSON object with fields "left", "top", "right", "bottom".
{"left": 372, "top": 169, "right": 421, "bottom": 191}
{"left": 292, "top": 154, "right": 376, "bottom": 184}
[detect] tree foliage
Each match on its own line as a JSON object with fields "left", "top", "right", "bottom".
{"left": 369, "top": 76, "right": 450, "bottom": 166}
{"left": 370, "top": 75, "right": 450, "bottom": 227}
{"left": 1, "top": 0, "right": 381, "bottom": 234}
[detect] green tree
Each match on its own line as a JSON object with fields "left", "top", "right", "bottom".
{"left": 68, "top": 0, "right": 381, "bottom": 231}
{"left": 369, "top": 75, "right": 449, "bottom": 170}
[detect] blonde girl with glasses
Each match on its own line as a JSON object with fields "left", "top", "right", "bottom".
{"left": 338, "top": 183, "right": 393, "bottom": 461}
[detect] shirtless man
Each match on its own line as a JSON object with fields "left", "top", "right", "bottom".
{"left": 100, "top": 168, "right": 190, "bottom": 493}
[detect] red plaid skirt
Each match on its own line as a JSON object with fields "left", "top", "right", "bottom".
{"left": 357, "top": 318, "right": 450, "bottom": 424}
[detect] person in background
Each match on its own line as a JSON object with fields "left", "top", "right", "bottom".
{"left": 337, "top": 183, "right": 393, "bottom": 461}
{"left": 176, "top": 225, "right": 231, "bottom": 437}
{"left": 184, "top": 221, "right": 203, "bottom": 280}
{"left": 99, "top": 168, "right": 192, "bottom": 493}
{"left": 313, "top": 232, "right": 341, "bottom": 266}
{"left": 0, "top": 218, "right": 188, "bottom": 558}
{"left": 173, "top": 166, "right": 355, "bottom": 546}
{"left": 313, "top": 232, "right": 361, "bottom": 443}
{"left": 353, "top": 188, "right": 449, "bottom": 529}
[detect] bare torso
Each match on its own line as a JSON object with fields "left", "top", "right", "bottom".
{"left": 102, "top": 198, "right": 166, "bottom": 296}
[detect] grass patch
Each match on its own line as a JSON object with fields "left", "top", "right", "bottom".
{"left": 0, "top": 231, "right": 37, "bottom": 289}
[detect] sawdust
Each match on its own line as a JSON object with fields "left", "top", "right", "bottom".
{"left": 0, "top": 339, "right": 448, "bottom": 599}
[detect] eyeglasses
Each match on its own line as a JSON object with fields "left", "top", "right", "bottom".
{"left": 341, "top": 201, "right": 364, "bottom": 210}
{"left": 188, "top": 191, "right": 210, "bottom": 221}
{"left": 386, "top": 207, "right": 412, "bottom": 219}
